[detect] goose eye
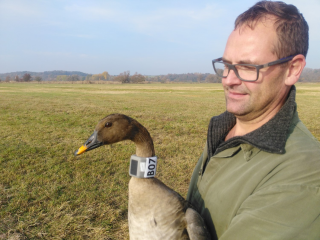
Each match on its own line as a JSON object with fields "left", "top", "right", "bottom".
{"left": 105, "top": 122, "right": 112, "bottom": 128}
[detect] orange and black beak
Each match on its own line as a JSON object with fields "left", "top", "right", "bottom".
{"left": 74, "top": 130, "right": 103, "bottom": 156}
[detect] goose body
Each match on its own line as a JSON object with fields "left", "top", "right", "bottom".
{"left": 75, "top": 113, "right": 210, "bottom": 240}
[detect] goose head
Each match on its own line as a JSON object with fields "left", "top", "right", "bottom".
{"left": 74, "top": 113, "right": 155, "bottom": 157}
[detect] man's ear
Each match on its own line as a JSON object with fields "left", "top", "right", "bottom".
{"left": 285, "top": 54, "right": 306, "bottom": 86}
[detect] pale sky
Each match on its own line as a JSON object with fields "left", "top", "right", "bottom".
{"left": 0, "top": 0, "right": 319, "bottom": 75}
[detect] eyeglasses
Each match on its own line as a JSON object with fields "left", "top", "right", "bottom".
{"left": 212, "top": 55, "right": 296, "bottom": 82}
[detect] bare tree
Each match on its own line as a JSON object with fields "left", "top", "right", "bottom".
{"left": 160, "top": 76, "right": 169, "bottom": 83}
{"left": 131, "top": 72, "right": 146, "bottom": 83}
{"left": 22, "top": 73, "right": 32, "bottom": 82}
{"left": 35, "top": 76, "right": 42, "bottom": 82}
{"left": 205, "top": 73, "right": 222, "bottom": 83}
{"left": 68, "top": 75, "right": 80, "bottom": 83}
{"left": 196, "top": 73, "right": 203, "bottom": 83}
{"left": 114, "top": 71, "right": 130, "bottom": 83}
{"left": 15, "top": 75, "right": 21, "bottom": 82}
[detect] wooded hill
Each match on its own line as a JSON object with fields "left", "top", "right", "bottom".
{"left": 0, "top": 70, "right": 88, "bottom": 81}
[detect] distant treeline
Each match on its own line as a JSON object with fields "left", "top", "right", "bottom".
{"left": 1, "top": 68, "right": 320, "bottom": 83}
{"left": 298, "top": 68, "right": 320, "bottom": 82}
{"left": 0, "top": 70, "right": 88, "bottom": 82}
{"left": 0, "top": 70, "right": 221, "bottom": 83}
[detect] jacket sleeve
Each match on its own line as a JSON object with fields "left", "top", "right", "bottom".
{"left": 220, "top": 184, "right": 320, "bottom": 240}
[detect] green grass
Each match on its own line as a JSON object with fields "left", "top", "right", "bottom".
{"left": 1, "top": 82, "right": 320, "bottom": 239}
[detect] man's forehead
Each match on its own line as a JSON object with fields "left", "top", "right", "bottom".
{"left": 223, "top": 17, "right": 279, "bottom": 63}
{"left": 236, "top": 15, "right": 278, "bottom": 34}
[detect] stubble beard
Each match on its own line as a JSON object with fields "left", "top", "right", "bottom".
{"left": 224, "top": 86, "right": 255, "bottom": 120}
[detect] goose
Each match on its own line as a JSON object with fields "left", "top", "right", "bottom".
{"left": 74, "top": 113, "right": 211, "bottom": 240}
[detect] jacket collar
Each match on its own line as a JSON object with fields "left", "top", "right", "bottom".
{"left": 207, "top": 85, "right": 297, "bottom": 159}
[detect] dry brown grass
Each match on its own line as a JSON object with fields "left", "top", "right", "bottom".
{"left": 0, "top": 82, "right": 319, "bottom": 239}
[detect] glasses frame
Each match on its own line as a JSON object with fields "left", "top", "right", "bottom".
{"left": 212, "top": 55, "right": 297, "bottom": 82}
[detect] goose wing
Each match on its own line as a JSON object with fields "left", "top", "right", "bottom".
{"left": 129, "top": 177, "right": 211, "bottom": 240}
{"left": 129, "top": 177, "right": 189, "bottom": 239}
{"left": 185, "top": 208, "right": 211, "bottom": 240}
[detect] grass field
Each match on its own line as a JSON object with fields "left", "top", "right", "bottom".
{"left": 1, "top": 82, "right": 320, "bottom": 239}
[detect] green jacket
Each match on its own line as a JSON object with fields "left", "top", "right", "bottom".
{"left": 187, "top": 87, "right": 320, "bottom": 240}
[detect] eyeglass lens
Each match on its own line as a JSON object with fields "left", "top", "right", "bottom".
{"left": 214, "top": 62, "right": 258, "bottom": 81}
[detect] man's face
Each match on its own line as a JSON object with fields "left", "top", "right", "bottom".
{"left": 222, "top": 19, "right": 290, "bottom": 122}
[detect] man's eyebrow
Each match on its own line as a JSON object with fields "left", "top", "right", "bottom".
{"left": 238, "top": 60, "right": 256, "bottom": 64}
{"left": 221, "top": 57, "right": 232, "bottom": 64}
{"left": 221, "top": 57, "right": 257, "bottom": 65}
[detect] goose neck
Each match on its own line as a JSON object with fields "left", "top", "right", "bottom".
{"left": 132, "top": 128, "right": 155, "bottom": 158}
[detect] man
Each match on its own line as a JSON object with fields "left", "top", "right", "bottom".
{"left": 187, "top": 1, "right": 320, "bottom": 239}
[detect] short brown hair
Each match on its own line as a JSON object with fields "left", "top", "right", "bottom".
{"left": 235, "top": 1, "right": 309, "bottom": 58}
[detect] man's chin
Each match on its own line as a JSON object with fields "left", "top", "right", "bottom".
{"left": 226, "top": 104, "right": 251, "bottom": 118}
